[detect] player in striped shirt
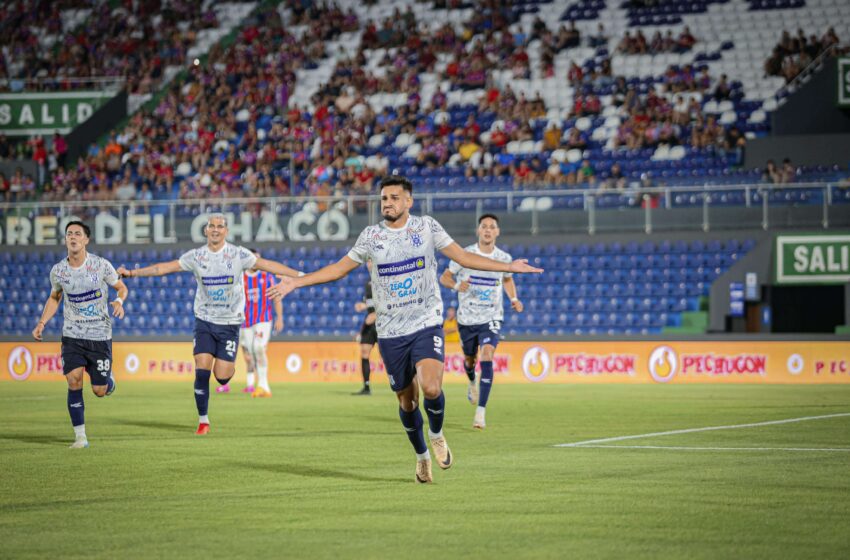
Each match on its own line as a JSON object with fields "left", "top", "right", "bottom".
{"left": 218, "top": 249, "right": 283, "bottom": 397}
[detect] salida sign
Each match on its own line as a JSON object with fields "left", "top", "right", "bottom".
{"left": 0, "top": 91, "right": 114, "bottom": 136}
{"left": 0, "top": 208, "right": 350, "bottom": 245}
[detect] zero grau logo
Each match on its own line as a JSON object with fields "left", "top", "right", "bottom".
{"left": 7, "top": 346, "right": 33, "bottom": 381}
{"left": 648, "top": 345, "right": 678, "bottom": 383}
{"left": 522, "top": 346, "right": 551, "bottom": 382}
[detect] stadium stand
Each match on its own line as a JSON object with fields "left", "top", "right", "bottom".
{"left": 1, "top": 0, "right": 848, "bottom": 207}
{"left": 0, "top": 238, "right": 755, "bottom": 337}
{"left": 0, "top": 0, "right": 255, "bottom": 93}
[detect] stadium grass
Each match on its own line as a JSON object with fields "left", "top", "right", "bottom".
{"left": 1, "top": 382, "right": 848, "bottom": 559}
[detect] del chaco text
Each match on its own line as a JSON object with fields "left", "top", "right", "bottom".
{"left": 0, "top": 209, "right": 350, "bottom": 245}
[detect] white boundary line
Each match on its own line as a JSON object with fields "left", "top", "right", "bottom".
{"left": 555, "top": 412, "right": 850, "bottom": 448}
{"left": 573, "top": 445, "right": 850, "bottom": 452}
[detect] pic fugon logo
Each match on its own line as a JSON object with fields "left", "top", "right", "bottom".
{"left": 648, "top": 346, "right": 678, "bottom": 383}
{"left": 8, "top": 346, "right": 33, "bottom": 381}
{"left": 522, "top": 347, "right": 550, "bottom": 382}
{"left": 286, "top": 354, "right": 302, "bottom": 374}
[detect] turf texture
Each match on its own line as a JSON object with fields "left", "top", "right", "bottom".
{"left": 1, "top": 382, "right": 848, "bottom": 559}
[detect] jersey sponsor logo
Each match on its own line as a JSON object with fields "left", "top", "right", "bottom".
{"left": 66, "top": 290, "right": 102, "bottom": 304}
{"left": 468, "top": 276, "right": 500, "bottom": 286}
{"left": 377, "top": 257, "right": 426, "bottom": 277}
{"left": 202, "top": 275, "right": 235, "bottom": 286}
{"left": 389, "top": 277, "right": 417, "bottom": 298}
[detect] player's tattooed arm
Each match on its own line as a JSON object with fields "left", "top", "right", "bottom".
{"left": 32, "top": 289, "right": 62, "bottom": 341}
{"left": 111, "top": 279, "right": 129, "bottom": 319}
{"left": 253, "top": 258, "right": 301, "bottom": 278}
{"left": 440, "top": 243, "right": 544, "bottom": 274}
{"left": 439, "top": 268, "right": 469, "bottom": 292}
{"left": 503, "top": 276, "right": 523, "bottom": 312}
{"left": 268, "top": 256, "right": 360, "bottom": 301}
{"left": 117, "top": 260, "right": 182, "bottom": 278}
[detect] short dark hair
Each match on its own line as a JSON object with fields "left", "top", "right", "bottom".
{"left": 379, "top": 175, "right": 413, "bottom": 193}
{"left": 478, "top": 213, "right": 499, "bottom": 225}
{"left": 65, "top": 220, "right": 90, "bottom": 238}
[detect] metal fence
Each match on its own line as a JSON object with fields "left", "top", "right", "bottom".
{"left": 1, "top": 181, "right": 848, "bottom": 240}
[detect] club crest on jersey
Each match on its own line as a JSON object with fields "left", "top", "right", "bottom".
{"left": 409, "top": 231, "right": 423, "bottom": 247}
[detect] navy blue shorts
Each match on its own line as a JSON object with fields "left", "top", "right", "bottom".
{"left": 61, "top": 336, "right": 112, "bottom": 385}
{"left": 459, "top": 321, "right": 502, "bottom": 357}
{"left": 193, "top": 318, "right": 240, "bottom": 362}
{"left": 377, "top": 325, "right": 445, "bottom": 392}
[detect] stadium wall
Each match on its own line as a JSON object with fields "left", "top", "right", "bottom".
{"left": 744, "top": 133, "right": 850, "bottom": 168}
{"left": 771, "top": 58, "right": 850, "bottom": 136}
{"left": 64, "top": 90, "right": 127, "bottom": 164}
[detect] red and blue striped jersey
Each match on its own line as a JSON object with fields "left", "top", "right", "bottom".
{"left": 242, "top": 271, "right": 276, "bottom": 327}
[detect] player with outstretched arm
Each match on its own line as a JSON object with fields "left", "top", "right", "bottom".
{"left": 117, "top": 214, "right": 300, "bottom": 435}
{"left": 268, "top": 177, "right": 543, "bottom": 483}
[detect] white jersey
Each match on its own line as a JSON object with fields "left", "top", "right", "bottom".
{"left": 50, "top": 253, "right": 119, "bottom": 341}
{"left": 179, "top": 242, "right": 257, "bottom": 325}
{"left": 449, "top": 244, "right": 512, "bottom": 325}
{"left": 348, "top": 215, "right": 454, "bottom": 338}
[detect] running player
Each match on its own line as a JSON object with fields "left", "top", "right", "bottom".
{"left": 216, "top": 249, "right": 283, "bottom": 397}
{"left": 352, "top": 259, "right": 376, "bottom": 396}
{"left": 439, "top": 213, "right": 523, "bottom": 430}
{"left": 32, "top": 220, "right": 129, "bottom": 448}
{"left": 117, "top": 214, "right": 300, "bottom": 435}
{"left": 268, "top": 176, "right": 542, "bottom": 483}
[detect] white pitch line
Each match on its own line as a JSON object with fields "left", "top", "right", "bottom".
{"left": 572, "top": 445, "right": 850, "bottom": 452}
{"left": 555, "top": 412, "right": 850, "bottom": 448}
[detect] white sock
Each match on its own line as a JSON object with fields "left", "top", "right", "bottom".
{"left": 199, "top": 415, "right": 209, "bottom": 424}
{"left": 416, "top": 450, "right": 431, "bottom": 461}
{"left": 246, "top": 372, "right": 255, "bottom": 388}
{"left": 428, "top": 429, "right": 443, "bottom": 439}
{"left": 476, "top": 406, "right": 486, "bottom": 415}
{"left": 257, "top": 365, "right": 270, "bottom": 392}
{"left": 73, "top": 424, "right": 86, "bottom": 439}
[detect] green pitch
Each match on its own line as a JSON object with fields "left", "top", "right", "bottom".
{"left": 1, "top": 382, "right": 849, "bottom": 559}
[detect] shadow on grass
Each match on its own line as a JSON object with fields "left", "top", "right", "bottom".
{"left": 110, "top": 418, "right": 190, "bottom": 433}
{"left": 230, "top": 460, "right": 409, "bottom": 484}
{"left": 0, "top": 434, "right": 68, "bottom": 446}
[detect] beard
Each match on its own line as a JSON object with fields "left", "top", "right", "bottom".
{"left": 382, "top": 209, "right": 401, "bottom": 222}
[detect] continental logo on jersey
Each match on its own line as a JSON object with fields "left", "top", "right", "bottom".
{"left": 377, "top": 257, "right": 426, "bottom": 277}
{"left": 66, "top": 290, "right": 102, "bottom": 303}
{"left": 202, "top": 275, "right": 235, "bottom": 286}
{"left": 468, "top": 275, "right": 500, "bottom": 287}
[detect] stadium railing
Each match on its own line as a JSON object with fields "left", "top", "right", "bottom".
{"left": 0, "top": 181, "right": 846, "bottom": 238}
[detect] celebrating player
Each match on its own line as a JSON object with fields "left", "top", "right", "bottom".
{"left": 117, "top": 214, "right": 300, "bottom": 435}
{"left": 439, "top": 213, "right": 523, "bottom": 429}
{"left": 268, "top": 176, "right": 543, "bottom": 483}
{"left": 225, "top": 249, "right": 284, "bottom": 398}
{"left": 352, "top": 259, "right": 377, "bottom": 396}
{"left": 32, "top": 221, "right": 129, "bottom": 449}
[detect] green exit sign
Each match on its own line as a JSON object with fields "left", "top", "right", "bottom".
{"left": 776, "top": 234, "right": 850, "bottom": 284}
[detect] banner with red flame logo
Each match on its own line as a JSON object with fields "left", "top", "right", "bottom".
{"left": 2, "top": 341, "right": 848, "bottom": 383}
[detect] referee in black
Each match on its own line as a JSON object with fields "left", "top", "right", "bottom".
{"left": 353, "top": 260, "right": 377, "bottom": 395}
